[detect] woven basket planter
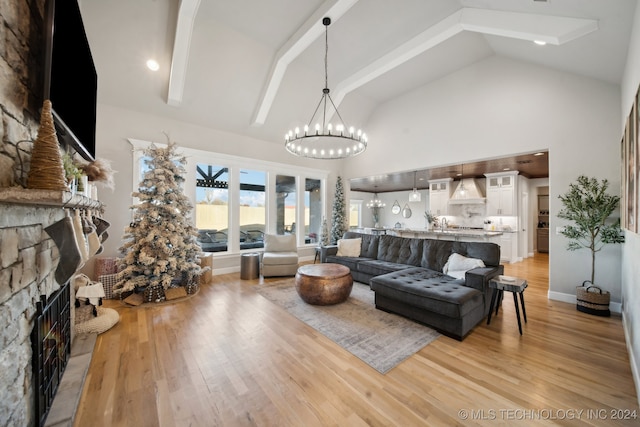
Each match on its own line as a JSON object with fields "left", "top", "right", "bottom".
{"left": 576, "top": 281, "right": 610, "bottom": 317}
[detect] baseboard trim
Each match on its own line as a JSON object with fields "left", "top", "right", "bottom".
{"left": 622, "top": 311, "right": 640, "bottom": 408}
{"left": 212, "top": 255, "right": 314, "bottom": 276}
{"left": 213, "top": 266, "right": 239, "bottom": 275}
{"left": 548, "top": 291, "right": 622, "bottom": 314}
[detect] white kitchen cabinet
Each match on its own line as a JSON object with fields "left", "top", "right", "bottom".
{"left": 500, "top": 233, "right": 513, "bottom": 262}
{"left": 492, "top": 232, "right": 518, "bottom": 263}
{"left": 428, "top": 178, "right": 452, "bottom": 216}
{"left": 485, "top": 171, "right": 518, "bottom": 216}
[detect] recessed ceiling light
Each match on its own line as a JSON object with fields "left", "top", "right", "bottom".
{"left": 534, "top": 152, "right": 545, "bottom": 156}
{"left": 146, "top": 59, "right": 160, "bottom": 71}
{"left": 503, "top": 168, "right": 510, "bottom": 171}
{"left": 534, "top": 40, "right": 547, "bottom": 46}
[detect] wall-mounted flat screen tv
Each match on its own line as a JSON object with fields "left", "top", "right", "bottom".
{"left": 43, "top": 0, "right": 97, "bottom": 161}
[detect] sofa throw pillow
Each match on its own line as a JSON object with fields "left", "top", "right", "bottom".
{"left": 336, "top": 238, "right": 362, "bottom": 257}
{"left": 443, "top": 252, "right": 485, "bottom": 279}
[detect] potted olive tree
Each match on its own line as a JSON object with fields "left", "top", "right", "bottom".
{"left": 557, "top": 175, "right": 625, "bottom": 316}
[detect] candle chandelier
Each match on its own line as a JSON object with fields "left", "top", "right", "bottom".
{"left": 366, "top": 194, "right": 386, "bottom": 209}
{"left": 366, "top": 193, "right": 385, "bottom": 227}
{"left": 284, "top": 17, "right": 367, "bottom": 159}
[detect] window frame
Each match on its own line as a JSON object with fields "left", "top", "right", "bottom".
{"left": 129, "top": 138, "right": 328, "bottom": 255}
{"left": 349, "top": 199, "right": 363, "bottom": 230}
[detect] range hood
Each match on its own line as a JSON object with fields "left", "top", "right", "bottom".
{"left": 448, "top": 178, "right": 486, "bottom": 204}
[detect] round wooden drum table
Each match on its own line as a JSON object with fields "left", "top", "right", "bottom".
{"left": 295, "top": 263, "right": 353, "bottom": 305}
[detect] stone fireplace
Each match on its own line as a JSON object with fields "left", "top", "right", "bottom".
{"left": 0, "top": 200, "right": 66, "bottom": 426}
{"left": 0, "top": 1, "right": 83, "bottom": 425}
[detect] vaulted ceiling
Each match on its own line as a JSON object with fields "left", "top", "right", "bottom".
{"left": 80, "top": 0, "right": 636, "bottom": 191}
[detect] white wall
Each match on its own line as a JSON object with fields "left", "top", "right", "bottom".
{"left": 342, "top": 55, "right": 623, "bottom": 304}
{"left": 620, "top": 0, "right": 640, "bottom": 407}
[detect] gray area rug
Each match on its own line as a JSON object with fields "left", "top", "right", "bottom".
{"left": 256, "top": 280, "right": 440, "bottom": 374}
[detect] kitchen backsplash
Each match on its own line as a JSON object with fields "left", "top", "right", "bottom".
{"left": 445, "top": 204, "right": 486, "bottom": 228}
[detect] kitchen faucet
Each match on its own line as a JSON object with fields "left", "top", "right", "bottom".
{"left": 440, "top": 217, "right": 448, "bottom": 230}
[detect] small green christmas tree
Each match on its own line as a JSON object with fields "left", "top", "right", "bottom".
{"left": 330, "top": 176, "right": 347, "bottom": 244}
{"left": 116, "top": 140, "right": 202, "bottom": 302}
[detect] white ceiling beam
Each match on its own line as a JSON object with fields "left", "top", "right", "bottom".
{"left": 331, "top": 10, "right": 465, "bottom": 109}
{"left": 251, "top": 0, "right": 360, "bottom": 126}
{"left": 460, "top": 8, "right": 598, "bottom": 45}
{"left": 329, "top": 8, "right": 598, "bottom": 117}
{"left": 167, "top": 0, "right": 202, "bottom": 107}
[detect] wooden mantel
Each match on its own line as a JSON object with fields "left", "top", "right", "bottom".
{"left": 0, "top": 187, "right": 102, "bottom": 209}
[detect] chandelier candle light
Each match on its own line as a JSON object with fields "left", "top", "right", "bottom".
{"left": 285, "top": 17, "right": 367, "bottom": 159}
{"left": 367, "top": 194, "right": 385, "bottom": 227}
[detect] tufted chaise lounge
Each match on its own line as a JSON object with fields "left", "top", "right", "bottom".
{"left": 323, "top": 231, "right": 503, "bottom": 339}
{"left": 370, "top": 269, "right": 486, "bottom": 339}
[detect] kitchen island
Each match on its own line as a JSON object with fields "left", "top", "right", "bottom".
{"left": 390, "top": 228, "right": 503, "bottom": 242}
{"left": 391, "top": 228, "right": 518, "bottom": 263}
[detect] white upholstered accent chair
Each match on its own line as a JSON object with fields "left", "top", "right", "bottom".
{"left": 261, "top": 234, "right": 299, "bottom": 277}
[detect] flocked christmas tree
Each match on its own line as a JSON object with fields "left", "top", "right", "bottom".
{"left": 319, "top": 217, "right": 330, "bottom": 247}
{"left": 330, "top": 176, "right": 348, "bottom": 244}
{"left": 116, "top": 140, "right": 202, "bottom": 302}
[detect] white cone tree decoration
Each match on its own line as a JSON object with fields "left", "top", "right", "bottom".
{"left": 116, "top": 140, "right": 202, "bottom": 302}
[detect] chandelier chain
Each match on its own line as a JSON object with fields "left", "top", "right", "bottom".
{"left": 325, "top": 22, "right": 329, "bottom": 90}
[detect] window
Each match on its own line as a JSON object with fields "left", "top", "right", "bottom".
{"left": 195, "top": 164, "right": 229, "bottom": 252}
{"left": 305, "top": 178, "right": 322, "bottom": 244}
{"left": 350, "top": 199, "right": 363, "bottom": 229}
{"left": 128, "top": 139, "right": 329, "bottom": 256}
{"left": 239, "top": 169, "right": 265, "bottom": 249}
{"left": 276, "top": 175, "right": 296, "bottom": 235}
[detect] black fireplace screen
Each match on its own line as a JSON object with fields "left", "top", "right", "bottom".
{"left": 31, "top": 281, "right": 71, "bottom": 427}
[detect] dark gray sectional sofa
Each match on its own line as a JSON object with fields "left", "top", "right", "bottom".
{"left": 321, "top": 231, "right": 504, "bottom": 340}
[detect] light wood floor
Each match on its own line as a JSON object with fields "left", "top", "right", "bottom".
{"left": 74, "top": 253, "right": 639, "bottom": 426}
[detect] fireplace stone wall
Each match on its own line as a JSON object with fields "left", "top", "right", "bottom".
{"left": 0, "top": 204, "right": 64, "bottom": 426}
{"left": 0, "top": 1, "right": 65, "bottom": 426}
